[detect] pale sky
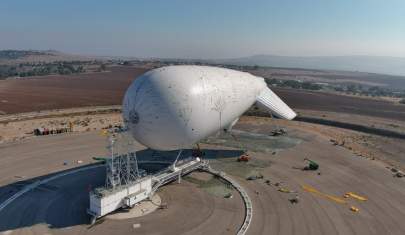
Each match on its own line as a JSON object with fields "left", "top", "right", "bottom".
{"left": 1, "top": 0, "right": 404, "bottom": 59}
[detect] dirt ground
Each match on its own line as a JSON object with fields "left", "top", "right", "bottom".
{"left": 2, "top": 66, "right": 405, "bottom": 122}
{"left": 295, "top": 109, "right": 405, "bottom": 134}
{"left": 0, "top": 66, "right": 147, "bottom": 114}
{"left": 3, "top": 105, "right": 404, "bottom": 171}
{"left": 1, "top": 65, "right": 405, "bottom": 234}
{"left": 273, "top": 88, "right": 405, "bottom": 121}
{"left": 236, "top": 128, "right": 405, "bottom": 235}
{"left": 239, "top": 115, "right": 405, "bottom": 170}
{"left": 0, "top": 107, "right": 122, "bottom": 143}
{"left": 1, "top": 116, "right": 405, "bottom": 235}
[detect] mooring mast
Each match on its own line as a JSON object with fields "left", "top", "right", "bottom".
{"left": 105, "top": 131, "right": 140, "bottom": 189}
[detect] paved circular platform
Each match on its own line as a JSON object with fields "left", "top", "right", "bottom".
{"left": 0, "top": 133, "right": 245, "bottom": 234}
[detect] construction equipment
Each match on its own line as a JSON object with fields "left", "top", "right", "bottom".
{"left": 269, "top": 128, "right": 286, "bottom": 136}
{"left": 345, "top": 192, "right": 367, "bottom": 201}
{"left": 34, "top": 127, "right": 70, "bottom": 136}
{"left": 224, "top": 193, "right": 233, "bottom": 199}
{"left": 350, "top": 206, "right": 359, "bottom": 212}
{"left": 304, "top": 158, "right": 319, "bottom": 171}
{"left": 92, "top": 157, "right": 108, "bottom": 163}
{"left": 237, "top": 153, "right": 250, "bottom": 162}
{"left": 158, "top": 203, "right": 168, "bottom": 209}
{"left": 289, "top": 195, "right": 300, "bottom": 204}
{"left": 396, "top": 172, "right": 404, "bottom": 178}
{"left": 229, "top": 132, "right": 250, "bottom": 162}
{"left": 100, "top": 130, "right": 109, "bottom": 136}
{"left": 278, "top": 188, "right": 292, "bottom": 193}
{"left": 192, "top": 144, "right": 204, "bottom": 158}
{"left": 246, "top": 174, "right": 263, "bottom": 181}
{"left": 302, "top": 184, "right": 346, "bottom": 204}
{"left": 69, "top": 121, "right": 73, "bottom": 132}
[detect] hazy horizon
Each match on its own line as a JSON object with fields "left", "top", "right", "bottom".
{"left": 1, "top": 0, "right": 405, "bottom": 59}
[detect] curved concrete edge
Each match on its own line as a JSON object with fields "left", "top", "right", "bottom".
{"left": 201, "top": 166, "right": 253, "bottom": 235}
{"left": 0, "top": 164, "right": 104, "bottom": 212}
{"left": 0, "top": 162, "right": 253, "bottom": 235}
{"left": 0, "top": 160, "right": 168, "bottom": 213}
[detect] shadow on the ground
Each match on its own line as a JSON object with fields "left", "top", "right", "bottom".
{"left": 0, "top": 148, "right": 243, "bottom": 232}
{"left": 137, "top": 148, "right": 244, "bottom": 161}
{"left": 295, "top": 116, "right": 405, "bottom": 139}
{"left": 246, "top": 109, "right": 405, "bottom": 140}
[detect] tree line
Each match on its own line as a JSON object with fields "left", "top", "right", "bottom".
{"left": 0, "top": 61, "right": 92, "bottom": 79}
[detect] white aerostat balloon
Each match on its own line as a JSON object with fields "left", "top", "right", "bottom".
{"left": 123, "top": 65, "right": 296, "bottom": 150}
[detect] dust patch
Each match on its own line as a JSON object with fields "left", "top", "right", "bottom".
{"left": 210, "top": 157, "right": 269, "bottom": 178}
{"left": 201, "top": 129, "right": 301, "bottom": 177}
{"left": 203, "top": 129, "right": 301, "bottom": 153}
{"left": 184, "top": 174, "right": 234, "bottom": 197}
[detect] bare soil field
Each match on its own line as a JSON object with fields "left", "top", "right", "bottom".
{"left": 0, "top": 66, "right": 147, "bottom": 114}
{"left": 273, "top": 88, "right": 405, "bottom": 121}
{"left": 1, "top": 66, "right": 405, "bottom": 123}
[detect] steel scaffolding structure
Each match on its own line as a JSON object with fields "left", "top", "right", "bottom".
{"left": 105, "top": 130, "right": 141, "bottom": 189}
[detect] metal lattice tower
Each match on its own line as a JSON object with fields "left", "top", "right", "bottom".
{"left": 105, "top": 129, "right": 141, "bottom": 189}
{"left": 105, "top": 136, "right": 120, "bottom": 189}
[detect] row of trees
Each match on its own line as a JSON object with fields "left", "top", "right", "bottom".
{"left": 341, "top": 84, "right": 405, "bottom": 98}
{"left": 266, "top": 78, "right": 322, "bottom": 91}
{"left": 0, "top": 63, "right": 88, "bottom": 79}
{"left": 265, "top": 77, "right": 405, "bottom": 99}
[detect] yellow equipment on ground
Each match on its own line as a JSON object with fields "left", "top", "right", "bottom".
{"left": 345, "top": 192, "right": 367, "bottom": 201}
{"left": 100, "top": 130, "right": 109, "bottom": 136}
{"left": 302, "top": 185, "right": 347, "bottom": 204}
{"left": 278, "top": 188, "right": 291, "bottom": 193}
{"left": 350, "top": 206, "right": 360, "bottom": 212}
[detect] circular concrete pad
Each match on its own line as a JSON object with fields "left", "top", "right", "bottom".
{"left": 0, "top": 132, "right": 245, "bottom": 234}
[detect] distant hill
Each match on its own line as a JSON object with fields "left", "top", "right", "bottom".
{"left": 0, "top": 50, "right": 53, "bottom": 60}
{"left": 212, "top": 55, "right": 405, "bottom": 77}
{"left": 0, "top": 50, "right": 93, "bottom": 65}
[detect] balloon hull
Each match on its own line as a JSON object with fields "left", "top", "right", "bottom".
{"left": 123, "top": 65, "right": 296, "bottom": 150}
